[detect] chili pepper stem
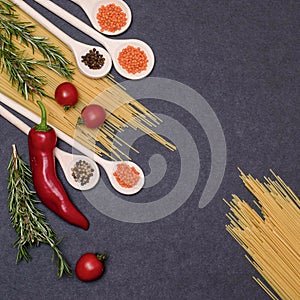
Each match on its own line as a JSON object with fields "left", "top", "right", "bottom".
{"left": 96, "top": 253, "right": 108, "bottom": 261}
{"left": 34, "top": 101, "right": 52, "bottom": 132}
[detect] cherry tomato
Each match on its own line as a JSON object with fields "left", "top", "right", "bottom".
{"left": 75, "top": 253, "right": 107, "bottom": 282}
{"left": 55, "top": 82, "right": 78, "bottom": 109}
{"left": 80, "top": 104, "right": 106, "bottom": 128}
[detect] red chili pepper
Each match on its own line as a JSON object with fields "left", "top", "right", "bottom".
{"left": 28, "top": 101, "right": 89, "bottom": 230}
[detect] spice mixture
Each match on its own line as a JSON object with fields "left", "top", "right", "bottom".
{"left": 96, "top": 3, "right": 127, "bottom": 33}
{"left": 81, "top": 48, "right": 105, "bottom": 70}
{"left": 118, "top": 45, "right": 148, "bottom": 74}
{"left": 113, "top": 163, "right": 140, "bottom": 188}
{"left": 71, "top": 160, "right": 95, "bottom": 186}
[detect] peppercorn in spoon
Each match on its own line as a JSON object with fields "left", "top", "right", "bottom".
{"left": 70, "top": 0, "right": 132, "bottom": 36}
{"left": 0, "top": 104, "right": 100, "bottom": 191}
{"left": 33, "top": 0, "right": 155, "bottom": 80}
{"left": 55, "top": 147, "right": 100, "bottom": 191}
{"left": 11, "top": 0, "right": 112, "bottom": 79}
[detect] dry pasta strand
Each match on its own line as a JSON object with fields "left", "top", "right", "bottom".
{"left": 225, "top": 170, "right": 300, "bottom": 300}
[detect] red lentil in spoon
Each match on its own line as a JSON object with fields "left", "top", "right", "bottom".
{"left": 118, "top": 45, "right": 148, "bottom": 74}
{"left": 96, "top": 3, "right": 127, "bottom": 33}
{"left": 113, "top": 163, "right": 140, "bottom": 188}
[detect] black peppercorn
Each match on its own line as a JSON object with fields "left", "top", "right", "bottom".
{"left": 81, "top": 48, "right": 105, "bottom": 70}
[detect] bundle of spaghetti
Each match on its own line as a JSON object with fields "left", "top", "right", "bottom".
{"left": 224, "top": 170, "right": 300, "bottom": 300}
{"left": 0, "top": 2, "right": 176, "bottom": 160}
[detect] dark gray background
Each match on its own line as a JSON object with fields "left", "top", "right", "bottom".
{"left": 0, "top": 0, "right": 299, "bottom": 299}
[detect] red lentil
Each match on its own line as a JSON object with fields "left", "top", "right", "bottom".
{"left": 113, "top": 163, "right": 140, "bottom": 188}
{"left": 96, "top": 3, "right": 127, "bottom": 33}
{"left": 118, "top": 45, "right": 148, "bottom": 74}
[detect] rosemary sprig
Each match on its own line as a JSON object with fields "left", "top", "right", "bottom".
{"left": 7, "top": 144, "right": 72, "bottom": 278}
{"left": 0, "top": 0, "right": 12, "bottom": 16}
{"left": 0, "top": 12, "right": 74, "bottom": 78}
{"left": 1, "top": 35, "right": 49, "bottom": 99}
{"left": 0, "top": 0, "right": 74, "bottom": 100}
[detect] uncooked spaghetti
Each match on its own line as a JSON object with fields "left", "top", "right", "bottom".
{"left": 225, "top": 170, "right": 300, "bottom": 299}
{"left": 0, "top": 2, "right": 176, "bottom": 160}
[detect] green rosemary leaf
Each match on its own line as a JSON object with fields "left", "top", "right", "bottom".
{"left": 0, "top": 0, "right": 74, "bottom": 100}
{"left": 7, "top": 144, "right": 72, "bottom": 278}
{"left": 0, "top": 0, "right": 13, "bottom": 16}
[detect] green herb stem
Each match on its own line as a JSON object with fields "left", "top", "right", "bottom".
{"left": 7, "top": 144, "right": 72, "bottom": 277}
{"left": 0, "top": 0, "right": 74, "bottom": 100}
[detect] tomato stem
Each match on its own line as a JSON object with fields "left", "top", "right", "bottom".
{"left": 96, "top": 253, "right": 108, "bottom": 261}
{"left": 76, "top": 117, "right": 84, "bottom": 126}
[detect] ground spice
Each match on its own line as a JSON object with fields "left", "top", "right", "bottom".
{"left": 113, "top": 163, "right": 140, "bottom": 188}
{"left": 71, "top": 160, "right": 94, "bottom": 186}
{"left": 117, "top": 45, "right": 148, "bottom": 74}
{"left": 96, "top": 3, "right": 127, "bottom": 33}
{"left": 81, "top": 48, "right": 105, "bottom": 70}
